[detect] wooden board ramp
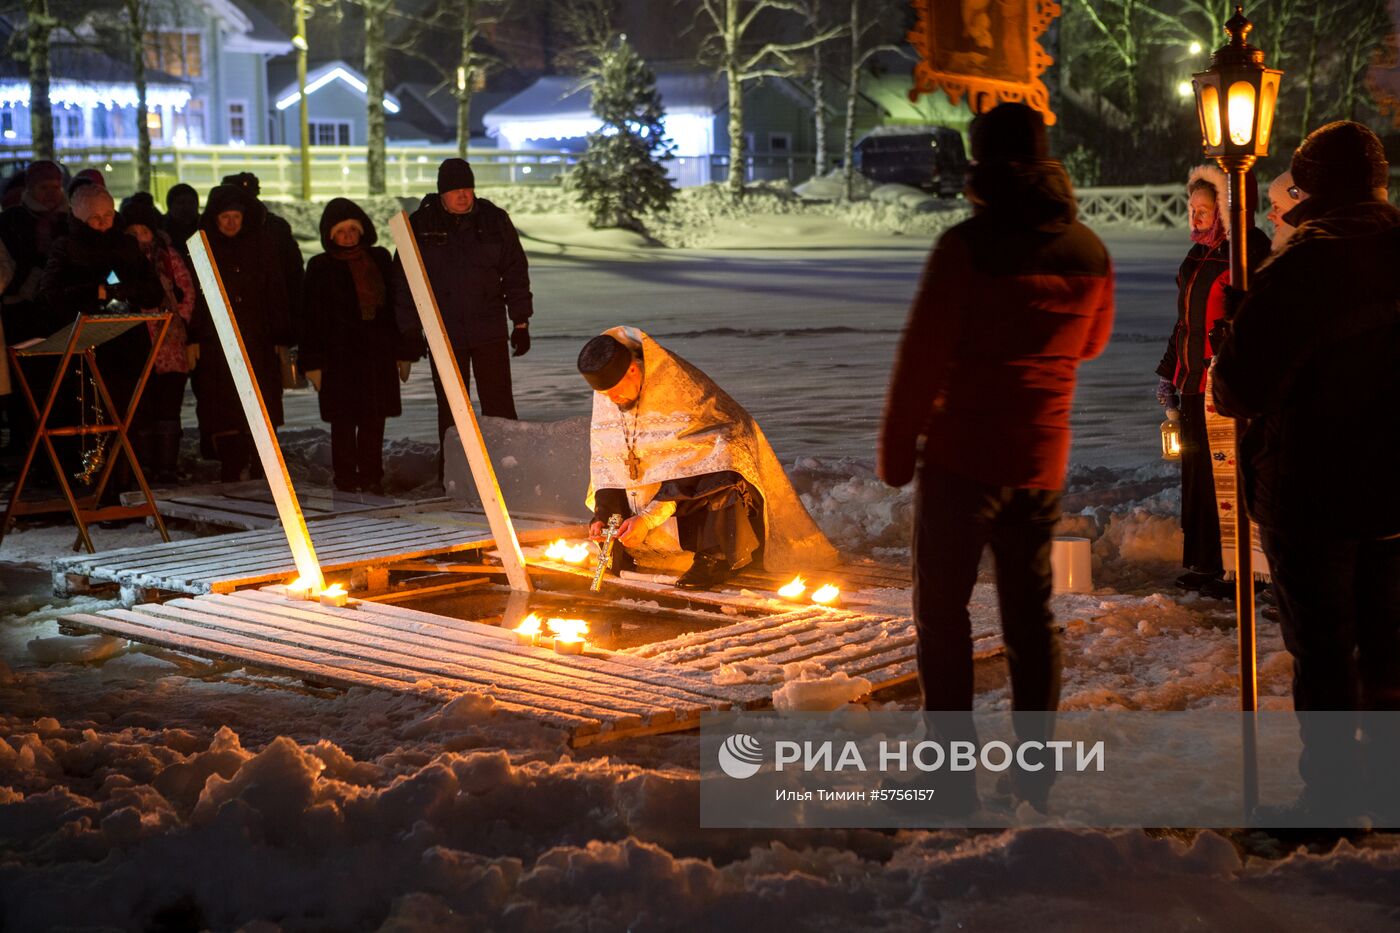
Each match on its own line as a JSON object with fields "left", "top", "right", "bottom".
{"left": 58, "top": 587, "right": 740, "bottom": 746}
{"left": 117, "top": 480, "right": 439, "bottom": 531}
{"left": 52, "top": 511, "right": 577, "bottom": 605}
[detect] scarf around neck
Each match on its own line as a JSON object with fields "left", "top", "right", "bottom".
{"left": 331, "top": 244, "right": 384, "bottom": 320}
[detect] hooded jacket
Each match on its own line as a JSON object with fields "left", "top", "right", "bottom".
{"left": 1213, "top": 194, "right": 1400, "bottom": 539}
{"left": 879, "top": 160, "right": 1115, "bottom": 491}
{"left": 299, "top": 198, "right": 411, "bottom": 422}
{"left": 187, "top": 185, "right": 293, "bottom": 441}
{"left": 1157, "top": 165, "right": 1272, "bottom": 395}
{"left": 392, "top": 193, "right": 532, "bottom": 353}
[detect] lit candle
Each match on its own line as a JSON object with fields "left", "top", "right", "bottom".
{"left": 811, "top": 584, "right": 840, "bottom": 606}
{"left": 319, "top": 583, "right": 350, "bottom": 608}
{"left": 285, "top": 577, "right": 314, "bottom": 601}
{"left": 513, "top": 613, "right": 543, "bottom": 646}
{"left": 547, "top": 618, "right": 588, "bottom": 655}
{"left": 777, "top": 575, "right": 807, "bottom": 600}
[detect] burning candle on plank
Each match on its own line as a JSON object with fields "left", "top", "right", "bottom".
{"left": 319, "top": 583, "right": 350, "bottom": 608}
{"left": 512, "top": 613, "right": 543, "bottom": 646}
{"left": 544, "top": 539, "right": 590, "bottom": 565}
{"left": 547, "top": 617, "right": 588, "bottom": 655}
{"left": 811, "top": 584, "right": 840, "bottom": 606}
{"left": 777, "top": 575, "right": 806, "bottom": 600}
{"left": 285, "top": 576, "right": 315, "bottom": 600}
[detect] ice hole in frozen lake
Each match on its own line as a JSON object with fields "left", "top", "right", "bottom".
{"left": 395, "top": 583, "right": 752, "bottom": 652}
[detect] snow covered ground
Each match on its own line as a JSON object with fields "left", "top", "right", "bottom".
{"left": 3, "top": 204, "right": 1396, "bottom": 931}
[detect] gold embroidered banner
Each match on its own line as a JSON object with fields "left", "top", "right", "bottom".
{"left": 908, "top": 0, "right": 1060, "bottom": 123}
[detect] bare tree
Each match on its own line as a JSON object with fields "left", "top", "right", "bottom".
{"left": 24, "top": 0, "right": 55, "bottom": 158}
{"left": 840, "top": 0, "right": 902, "bottom": 200}
{"left": 364, "top": 0, "right": 390, "bottom": 194}
{"left": 694, "top": 0, "right": 842, "bottom": 199}
{"left": 803, "top": 0, "right": 844, "bottom": 177}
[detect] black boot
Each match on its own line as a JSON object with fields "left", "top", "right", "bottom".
{"left": 215, "top": 433, "right": 250, "bottom": 483}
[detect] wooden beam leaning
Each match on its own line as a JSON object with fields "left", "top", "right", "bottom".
{"left": 186, "top": 231, "right": 326, "bottom": 593}
{"left": 388, "top": 211, "right": 532, "bottom": 592}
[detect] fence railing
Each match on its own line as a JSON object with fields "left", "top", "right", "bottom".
{"left": 0, "top": 144, "right": 580, "bottom": 200}
{"left": 1075, "top": 185, "right": 1188, "bottom": 228}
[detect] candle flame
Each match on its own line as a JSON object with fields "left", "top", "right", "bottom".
{"left": 321, "top": 583, "right": 347, "bottom": 598}
{"left": 513, "top": 613, "right": 542, "bottom": 636}
{"left": 544, "top": 539, "right": 591, "bottom": 564}
{"left": 777, "top": 575, "right": 806, "bottom": 599}
{"left": 546, "top": 617, "right": 589, "bottom": 643}
{"left": 811, "top": 584, "right": 840, "bottom": 605}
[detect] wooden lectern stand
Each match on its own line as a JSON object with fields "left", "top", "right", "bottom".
{"left": 1, "top": 311, "right": 172, "bottom": 553}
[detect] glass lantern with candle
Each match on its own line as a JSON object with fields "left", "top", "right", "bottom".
{"left": 1161, "top": 408, "right": 1183, "bottom": 460}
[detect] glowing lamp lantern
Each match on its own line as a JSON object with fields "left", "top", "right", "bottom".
{"left": 513, "top": 613, "right": 543, "bottom": 646}
{"left": 777, "top": 575, "right": 807, "bottom": 601}
{"left": 547, "top": 618, "right": 588, "bottom": 656}
{"left": 1191, "top": 8, "right": 1281, "bottom": 168}
{"left": 1161, "top": 408, "right": 1183, "bottom": 461}
{"left": 319, "top": 583, "right": 350, "bottom": 608}
{"left": 811, "top": 584, "right": 841, "bottom": 606}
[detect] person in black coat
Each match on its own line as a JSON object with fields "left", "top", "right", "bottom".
{"left": 186, "top": 185, "right": 293, "bottom": 482}
{"left": 393, "top": 158, "right": 533, "bottom": 471}
{"left": 165, "top": 184, "right": 200, "bottom": 260}
{"left": 299, "top": 199, "right": 414, "bottom": 493}
{"left": 220, "top": 172, "right": 304, "bottom": 338}
{"left": 37, "top": 184, "right": 162, "bottom": 491}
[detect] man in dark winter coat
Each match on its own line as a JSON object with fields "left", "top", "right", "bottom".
{"left": 299, "top": 198, "right": 416, "bottom": 493}
{"left": 1156, "top": 166, "right": 1272, "bottom": 597}
{"left": 165, "top": 184, "right": 200, "bottom": 260}
{"left": 220, "top": 172, "right": 305, "bottom": 336}
{"left": 878, "top": 103, "right": 1115, "bottom": 814}
{"left": 1214, "top": 121, "right": 1400, "bottom": 822}
{"left": 394, "top": 158, "right": 533, "bottom": 457}
{"left": 186, "top": 185, "right": 293, "bottom": 482}
{"left": 0, "top": 160, "right": 70, "bottom": 344}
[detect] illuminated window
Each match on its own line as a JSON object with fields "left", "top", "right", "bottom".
{"left": 53, "top": 108, "right": 83, "bottom": 141}
{"left": 173, "top": 98, "right": 205, "bottom": 145}
{"left": 309, "top": 120, "right": 352, "bottom": 145}
{"left": 143, "top": 32, "right": 203, "bottom": 78}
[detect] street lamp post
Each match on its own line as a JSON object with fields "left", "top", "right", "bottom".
{"left": 1191, "top": 4, "right": 1282, "bottom": 817}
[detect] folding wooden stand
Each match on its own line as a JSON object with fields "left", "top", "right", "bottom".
{"left": 1, "top": 312, "right": 172, "bottom": 553}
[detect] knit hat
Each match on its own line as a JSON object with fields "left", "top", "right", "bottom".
{"left": 166, "top": 183, "right": 198, "bottom": 211}
{"left": 222, "top": 171, "right": 262, "bottom": 196}
{"left": 970, "top": 103, "right": 1049, "bottom": 164}
{"left": 70, "top": 183, "right": 114, "bottom": 222}
{"left": 26, "top": 160, "right": 62, "bottom": 187}
{"left": 1291, "top": 121, "right": 1389, "bottom": 200}
{"left": 74, "top": 168, "right": 105, "bottom": 188}
{"left": 120, "top": 192, "right": 163, "bottom": 233}
{"left": 437, "top": 158, "right": 476, "bottom": 193}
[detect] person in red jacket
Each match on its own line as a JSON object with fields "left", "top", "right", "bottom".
{"left": 878, "top": 103, "right": 1114, "bottom": 814}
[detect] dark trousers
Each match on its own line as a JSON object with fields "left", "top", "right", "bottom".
{"left": 431, "top": 339, "right": 518, "bottom": 444}
{"left": 330, "top": 418, "right": 386, "bottom": 492}
{"left": 913, "top": 464, "right": 1062, "bottom": 805}
{"left": 431, "top": 340, "right": 517, "bottom": 480}
{"left": 1263, "top": 528, "right": 1400, "bottom": 804}
{"left": 1179, "top": 393, "right": 1223, "bottom": 575}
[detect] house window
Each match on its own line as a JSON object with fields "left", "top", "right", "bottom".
{"left": 173, "top": 98, "right": 205, "bottom": 145}
{"left": 146, "top": 108, "right": 163, "bottom": 139}
{"left": 227, "top": 100, "right": 248, "bottom": 143}
{"left": 53, "top": 108, "right": 83, "bottom": 142}
{"left": 768, "top": 132, "right": 791, "bottom": 153}
{"left": 143, "top": 31, "right": 202, "bottom": 78}
{"left": 1, "top": 110, "right": 14, "bottom": 140}
{"left": 309, "top": 120, "right": 352, "bottom": 146}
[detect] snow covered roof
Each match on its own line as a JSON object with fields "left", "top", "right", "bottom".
{"left": 199, "top": 0, "right": 293, "bottom": 55}
{"left": 483, "top": 72, "right": 724, "bottom": 128}
{"left": 273, "top": 60, "right": 401, "bottom": 115}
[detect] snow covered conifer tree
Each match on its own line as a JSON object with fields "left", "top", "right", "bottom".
{"left": 571, "top": 36, "right": 677, "bottom": 233}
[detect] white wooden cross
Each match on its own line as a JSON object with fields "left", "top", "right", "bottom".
{"left": 389, "top": 212, "right": 533, "bottom": 592}
{"left": 187, "top": 231, "right": 326, "bottom": 593}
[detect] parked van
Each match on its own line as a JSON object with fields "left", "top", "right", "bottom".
{"left": 854, "top": 126, "right": 968, "bottom": 197}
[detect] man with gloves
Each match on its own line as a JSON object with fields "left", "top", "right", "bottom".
{"left": 395, "top": 158, "right": 534, "bottom": 472}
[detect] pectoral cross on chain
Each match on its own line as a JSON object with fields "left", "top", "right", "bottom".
{"left": 625, "top": 450, "right": 642, "bottom": 481}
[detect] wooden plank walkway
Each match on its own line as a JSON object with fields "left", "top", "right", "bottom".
{"left": 53, "top": 511, "right": 579, "bottom": 605}
{"left": 117, "top": 480, "right": 444, "bottom": 531}
{"left": 59, "top": 587, "right": 739, "bottom": 746}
